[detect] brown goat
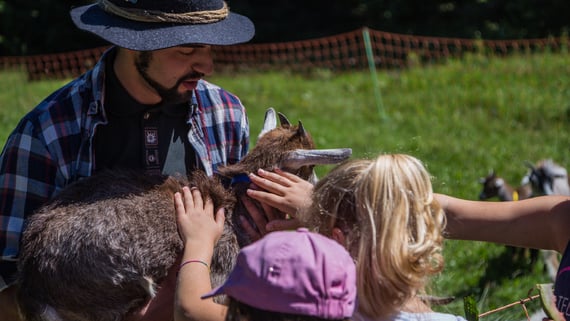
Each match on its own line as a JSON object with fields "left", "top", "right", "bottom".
{"left": 18, "top": 170, "right": 233, "bottom": 321}
{"left": 478, "top": 170, "right": 533, "bottom": 201}
{"left": 16, "top": 108, "right": 352, "bottom": 321}
{"left": 478, "top": 170, "right": 543, "bottom": 267}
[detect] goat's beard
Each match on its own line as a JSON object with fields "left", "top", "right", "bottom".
{"left": 135, "top": 51, "right": 199, "bottom": 105}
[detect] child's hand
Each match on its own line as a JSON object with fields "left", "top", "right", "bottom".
{"left": 174, "top": 187, "right": 225, "bottom": 248}
{"left": 247, "top": 168, "right": 313, "bottom": 222}
{"left": 174, "top": 187, "right": 228, "bottom": 321}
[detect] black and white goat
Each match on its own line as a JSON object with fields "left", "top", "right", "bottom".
{"left": 519, "top": 159, "right": 568, "bottom": 281}
{"left": 522, "top": 159, "right": 570, "bottom": 196}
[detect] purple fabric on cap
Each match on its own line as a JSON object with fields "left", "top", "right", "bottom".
{"left": 202, "top": 228, "right": 357, "bottom": 319}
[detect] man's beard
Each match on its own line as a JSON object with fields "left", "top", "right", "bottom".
{"left": 135, "top": 51, "right": 203, "bottom": 105}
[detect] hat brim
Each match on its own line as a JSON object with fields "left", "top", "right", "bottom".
{"left": 70, "top": 4, "right": 255, "bottom": 51}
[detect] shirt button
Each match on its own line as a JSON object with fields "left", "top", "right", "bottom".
{"left": 144, "top": 112, "right": 150, "bottom": 120}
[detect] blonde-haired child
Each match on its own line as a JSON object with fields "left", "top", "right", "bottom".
{"left": 247, "top": 154, "right": 467, "bottom": 321}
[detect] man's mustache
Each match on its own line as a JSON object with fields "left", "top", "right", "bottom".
{"left": 181, "top": 72, "right": 205, "bottom": 81}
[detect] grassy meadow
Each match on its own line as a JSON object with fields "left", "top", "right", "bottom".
{"left": 2, "top": 51, "right": 570, "bottom": 319}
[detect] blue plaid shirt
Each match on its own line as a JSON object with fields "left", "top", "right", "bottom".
{"left": 0, "top": 48, "right": 249, "bottom": 288}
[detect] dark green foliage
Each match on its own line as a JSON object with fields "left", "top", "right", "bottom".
{"left": 2, "top": 0, "right": 570, "bottom": 55}
{"left": 230, "top": 0, "right": 570, "bottom": 42}
{"left": 0, "top": 0, "right": 106, "bottom": 56}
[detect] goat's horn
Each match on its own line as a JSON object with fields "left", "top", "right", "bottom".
{"left": 524, "top": 160, "right": 536, "bottom": 170}
{"left": 280, "top": 148, "right": 352, "bottom": 170}
{"left": 278, "top": 112, "right": 291, "bottom": 128}
{"left": 258, "top": 107, "right": 278, "bottom": 138}
{"left": 297, "top": 121, "right": 308, "bottom": 138}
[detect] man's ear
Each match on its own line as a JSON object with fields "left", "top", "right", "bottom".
{"left": 331, "top": 227, "right": 346, "bottom": 247}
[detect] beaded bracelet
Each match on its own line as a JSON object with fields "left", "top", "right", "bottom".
{"left": 179, "top": 259, "right": 210, "bottom": 271}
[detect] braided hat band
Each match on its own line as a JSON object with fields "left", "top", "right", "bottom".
{"left": 98, "top": 0, "right": 229, "bottom": 24}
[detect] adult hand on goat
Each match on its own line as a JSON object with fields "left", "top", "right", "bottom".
{"left": 245, "top": 168, "right": 312, "bottom": 232}
{"left": 0, "top": 285, "right": 20, "bottom": 321}
{"left": 174, "top": 187, "right": 225, "bottom": 249}
{"left": 239, "top": 195, "right": 291, "bottom": 241}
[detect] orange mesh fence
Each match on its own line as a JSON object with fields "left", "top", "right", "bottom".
{"left": 0, "top": 47, "right": 109, "bottom": 81}
{"left": 212, "top": 29, "right": 369, "bottom": 72}
{"left": 0, "top": 27, "right": 567, "bottom": 81}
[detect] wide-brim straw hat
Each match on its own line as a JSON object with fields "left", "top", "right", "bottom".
{"left": 70, "top": 0, "right": 255, "bottom": 51}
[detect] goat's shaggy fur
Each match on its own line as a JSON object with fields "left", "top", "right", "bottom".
{"left": 18, "top": 171, "right": 235, "bottom": 321}
{"left": 16, "top": 108, "right": 351, "bottom": 321}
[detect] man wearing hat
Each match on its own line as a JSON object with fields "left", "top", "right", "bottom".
{"left": 0, "top": 0, "right": 254, "bottom": 319}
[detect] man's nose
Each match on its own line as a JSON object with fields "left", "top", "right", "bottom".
{"left": 191, "top": 46, "right": 214, "bottom": 76}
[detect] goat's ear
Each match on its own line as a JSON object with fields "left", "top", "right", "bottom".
{"left": 524, "top": 160, "right": 536, "bottom": 170}
{"left": 259, "top": 107, "right": 278, "bottom": 138}
{"left": 278, "top": 112, "right": 291, "bottom": 128}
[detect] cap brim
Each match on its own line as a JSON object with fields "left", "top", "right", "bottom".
{"left": 201, "top": 283, "right": 227, "bottom": 300}
{"left": 70, "top": 4, "right": 255, "bottom": 50}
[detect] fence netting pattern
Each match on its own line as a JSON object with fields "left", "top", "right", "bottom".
{"left": 0, "top": 27, "right": 567, "bottom": 80}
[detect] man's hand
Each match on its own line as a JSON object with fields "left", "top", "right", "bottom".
{"left": 125, "top": 256, "right": 181, "bottom": 321}
{"left": 0, "top": 284, "right": 21, "bottom": 321}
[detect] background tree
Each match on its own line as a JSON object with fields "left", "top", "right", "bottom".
{"left": 0, "top": 0, "right": 104, "bottom": 56}
{"left": 1, "top": 0, "right": 569, "bottom": 56}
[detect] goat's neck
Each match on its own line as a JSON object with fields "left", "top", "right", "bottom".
{"left": 497, "top": 183, "right": 515, "bottom": 201}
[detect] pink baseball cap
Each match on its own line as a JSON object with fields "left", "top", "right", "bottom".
{"left": 202, "top": 228, "right": 356, "bottom": 319}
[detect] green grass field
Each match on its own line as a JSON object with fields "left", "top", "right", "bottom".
{"left": 2, "top": 51, "right": 569, "bottom": 319}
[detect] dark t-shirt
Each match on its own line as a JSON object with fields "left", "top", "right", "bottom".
{"left": 94, "top": 54, "right": 198, "bottom": 176}
{"left": 556, "top": 240, "right": 570, "bottom": 320}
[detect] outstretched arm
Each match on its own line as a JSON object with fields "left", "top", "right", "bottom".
{"left": 174, "top": 187, "right": 227, "bottom": 321}
{"left": 437, "top": 193, "right": 570, "bottom": 253}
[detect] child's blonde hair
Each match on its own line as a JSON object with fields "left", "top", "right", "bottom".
{"left": 304, "top": 154, "right": 445, "bottom": 319}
